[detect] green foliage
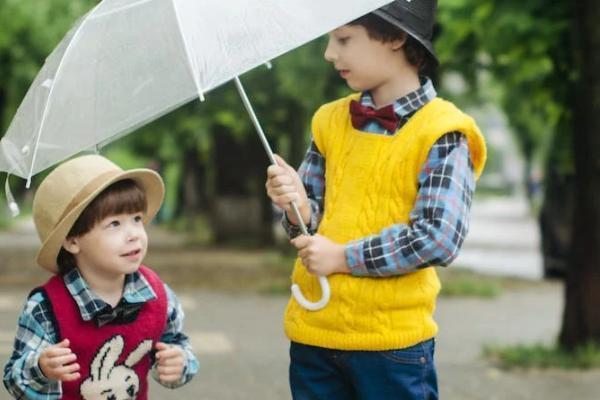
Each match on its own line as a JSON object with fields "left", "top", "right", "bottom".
{"left": 0, "top": 0, "right": 97, "bottom": 209}
{"left": 0, "top": 0, "right": 96, "bottom": 130}
{"left": 0, "top": 0, "right": 578, "bottom": 224}
{"left": 484, "top": 342, "right": 600, "bottom": 370}
{"left": 437, "top": 0, "right": 574, "bottom": 167}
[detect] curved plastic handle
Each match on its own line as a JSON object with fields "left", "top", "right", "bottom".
{"left": 291, "top": 276, "right": 331, "bottom": 311}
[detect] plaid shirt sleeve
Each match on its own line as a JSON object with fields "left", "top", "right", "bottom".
{"left": 151, "top": 284, "right": 199, "bottom": 388}
{"left": 281, "top": 140, "right": 325, "bottom": 238}
{"left": 3, "top": 292, "right": 62, "bottom": 400}
{"left": 346, "top": 132, "right": 476, "bottom": 276}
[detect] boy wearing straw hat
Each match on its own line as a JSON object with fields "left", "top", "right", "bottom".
{"left": 266, "top": 1, "right": 486, "bottom": 398}
{"left": 3, "top": 155, "right": 198, "bottom": 399}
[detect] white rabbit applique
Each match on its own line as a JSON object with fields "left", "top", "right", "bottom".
{"left": 80, "top": 335, "right": 153, "bottom": 400}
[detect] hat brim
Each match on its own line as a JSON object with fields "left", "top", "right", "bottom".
{"left": 36, "top": 169, "right": 165, "bottom": 273}
{"left": 372, "top": 10, "right": 439, "bottom": 66}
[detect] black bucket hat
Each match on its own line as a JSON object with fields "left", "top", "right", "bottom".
{"left": 373, "top": 0, "right": 438, "bottom": 64}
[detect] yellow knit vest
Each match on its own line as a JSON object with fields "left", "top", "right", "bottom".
{"left": 284, "top": 95, "right": 487, "bottom": 351}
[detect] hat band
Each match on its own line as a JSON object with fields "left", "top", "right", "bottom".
{"left": 57, "top": 170, "right": 122, "bottom": 224}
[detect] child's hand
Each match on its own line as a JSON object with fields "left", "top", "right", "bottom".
{"left": 291, "top": 234, "right": 350, "bottom": 276}
{"left": 155, "top": 342, "right": 185, "bottom": 384}
{"left": 266, "top": 154, "right": 311, "bottom": 225}
{"left": 38, "top": 339, "right": 80, "bottom": 382}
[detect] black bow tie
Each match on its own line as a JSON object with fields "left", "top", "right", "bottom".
{"left": 94, "top": 302, "right": 143, "bottom": 327}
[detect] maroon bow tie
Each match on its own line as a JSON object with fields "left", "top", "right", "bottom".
{"left": 349, "top": 100, "right": 400, "bottom": 132}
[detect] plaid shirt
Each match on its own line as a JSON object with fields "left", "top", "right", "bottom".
{"left": 283, "top": 78, "right": 476, "bottom": 276}
{"left": 3, "top": 268, "right": 199, "bottom": 399}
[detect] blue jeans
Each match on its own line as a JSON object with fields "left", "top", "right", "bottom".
{"left": 289, "top": 339, "right": 438, "bottom": 400}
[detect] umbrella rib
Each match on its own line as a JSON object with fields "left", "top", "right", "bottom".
{"left": 169, "top": 0, "right": 205, "bottom": 102}
{"left": 88, "top": 0, "right": 154, "bottom": 19}
{"left": 26, "top": 3, "right": 103, "bottom": 187}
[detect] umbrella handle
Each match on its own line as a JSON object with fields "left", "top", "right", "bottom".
{"left": 234, "top": 76, "right": 331, "bottom": 311}
{"left": 291, "top": 276, "right": 331, "bottom": 311}
{"left": 286, "top": 202, "right": 331, "bottom": 311}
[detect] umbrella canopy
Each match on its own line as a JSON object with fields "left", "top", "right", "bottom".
{"left": 0, "top": 0, "right": 393, "bottom": 311}
{"left": 0, "top": 0, "right": 391, "bottom": 181}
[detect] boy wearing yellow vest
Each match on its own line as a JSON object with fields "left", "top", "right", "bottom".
{"left": 266, "top": 1, "right": 486, "bottom": 399}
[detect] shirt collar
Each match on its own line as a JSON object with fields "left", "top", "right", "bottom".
{"left": 63, "top": 268, "right": 157, "bottom": 321}
{"left": 361, "top": 76, "right": 437, "bottom": 118}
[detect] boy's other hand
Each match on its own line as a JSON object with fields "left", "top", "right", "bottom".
{"left": 266, "top": 154, "right": 311, "bottom": 225}
{"left": 155, "top": 342, "right": 185, "bottom": 383}
{"left": 38, "top": 339, "right": 80, "bottom": 382}
{"left": 291, "top": 234, "right": 350, "bottom": 276}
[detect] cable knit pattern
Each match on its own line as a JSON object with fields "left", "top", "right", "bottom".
{"left": 284, "top": 94, "right": 487, "bottom": 351}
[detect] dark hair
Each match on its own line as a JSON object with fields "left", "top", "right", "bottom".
{"left": 56, "top": 179, "right": 147, "bottom": 274}
{"left": 349, "top": 14, "right": 436, "bottom": 76}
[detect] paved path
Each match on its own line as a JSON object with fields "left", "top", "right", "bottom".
{"left": 1, "top": 283, "right": 599, "bottom": 400}
{"left": 2, "top": 196, "right": 596, "bottom": 399}
{"left": 455, "top": 195, "right": 543, "bottom": 280}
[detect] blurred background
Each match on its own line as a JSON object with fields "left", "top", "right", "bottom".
{"left": 0, "top": 0, "right": 599, "bottom": 399}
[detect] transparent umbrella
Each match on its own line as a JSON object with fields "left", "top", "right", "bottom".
{"left": 0, "top": 0, "right": 392, "bottom": 310}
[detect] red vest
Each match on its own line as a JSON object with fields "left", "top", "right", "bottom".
{"left": 42, "top": 266, "right": 167, "bottom": 400}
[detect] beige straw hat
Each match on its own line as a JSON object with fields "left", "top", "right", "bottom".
{"left": 32, "top": 155, "right": 165, "bottom": 273}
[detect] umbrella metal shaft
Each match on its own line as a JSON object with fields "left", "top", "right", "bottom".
{"left": 233, "top": 76, "right": 308, "bottom": 236}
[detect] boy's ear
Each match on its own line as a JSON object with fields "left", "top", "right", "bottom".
{"left": 390, "top": 33, "right": 408, "bottom": 51}
{"left": 62, "top": 237, "right": 80, "bottom": 255}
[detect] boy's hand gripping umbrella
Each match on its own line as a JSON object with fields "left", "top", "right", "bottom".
{"left": 0, "top": 0, "right": 393, "bottom": 310}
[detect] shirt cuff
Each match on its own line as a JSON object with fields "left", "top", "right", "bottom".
{"left": 152, "top": 363, "right": 186, "bottom": 389}
{"left": 281, "top": 210, "right": 318, "bottom": 238}
{"left": 26, "top": 350, "right": 61, "bottom": 394}
{"left": 345, "top": 238, "right": 369, "bottom": 276}
{"left": 151, "top": 346, "right": 198, "bottom": 389}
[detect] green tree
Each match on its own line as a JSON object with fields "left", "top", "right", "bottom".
{"left": 0, "top": 0, "right": 96, "bottom": 131}
{"left": 0, "top": 0, "right": 97, "bottom": 217}
{"left": 108, "top": 38, "right": 344, "bottom": 244}
{"left": 438, "top": 0, "right": 600, "bottom": 349}
{"left": 559, "top": 0, "right": 600, "bottom": 350}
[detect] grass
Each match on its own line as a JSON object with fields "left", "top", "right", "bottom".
{"left": 484, "top": 342, "right": 600, "bottom": 370}
{"left": 438, "top": 268, "right": 502, "bottom": 299}
{"left": 258, "top": 253, "right": 296, "bottom": 295}
{"left": 0, "top": 215, "right": 10, "bottom": 229}
{"left": 258, "top": 255, "right": 507, "bottom": 300}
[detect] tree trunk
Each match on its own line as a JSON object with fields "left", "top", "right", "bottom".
{"left": 559, "top": 0, "right": 600, "bottom": 350}
{"left": 0, "top": 87, "right": 6, "bottom": 133}
{"left": 539, "top": 118, "right": 576, "bottom": 279}
{"left": 180, "top": 146, "right": 205, "bottom": 231}
{"left": 210, "top": 126, "right": 273, "bottom": 245}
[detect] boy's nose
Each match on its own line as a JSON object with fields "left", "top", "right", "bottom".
{"left": 324, "top": 37, "right": 337, "bottom": 62}
{"left": 126, "top": 224, "right": 143, "bottom": 241}
{"left": 127, "top": 231, "right": 139, "bottom": 242}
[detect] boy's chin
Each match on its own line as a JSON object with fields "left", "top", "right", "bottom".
{"left": 346, "top": 81, "right": 368, "bottom": 93}
{"left": 121, "top": 260, "right": 144, "bottom": 274}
